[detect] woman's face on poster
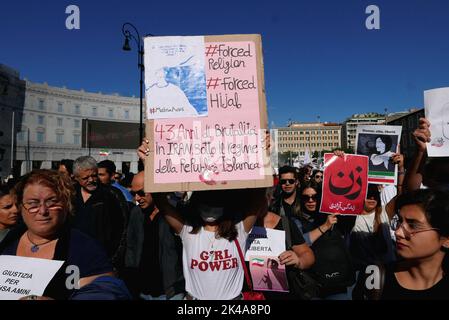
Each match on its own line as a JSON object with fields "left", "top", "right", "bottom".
{"left": 375, "top": 137, "right": 386, "bottom": 154}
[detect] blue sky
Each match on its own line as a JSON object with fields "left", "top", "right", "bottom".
{"left": 2, "top": 0, "right": 449, "bottom": 126}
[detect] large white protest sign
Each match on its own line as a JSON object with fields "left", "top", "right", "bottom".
{"left": 245, "top": 226, "right": 285, "bottom": 261}
{"left": 424, "top": 87, "right": 449, "bottom": 157}
{"left": 0, "top": 255, "right": 64, "bottom": 300}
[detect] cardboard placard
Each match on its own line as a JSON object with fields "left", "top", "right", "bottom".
{"left": 144, "top": 34, "right": 272, "bottom": 192}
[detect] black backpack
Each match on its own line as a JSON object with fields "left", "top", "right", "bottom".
{"left": 309, "top": 228, "right": 356, "bottom": 289}
{"left": 294, "top": 214, "right": 355, "bottom": 290}
{"left": 281, "top": 215, "right": 321, "bottom": 300}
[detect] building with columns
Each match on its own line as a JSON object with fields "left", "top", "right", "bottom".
{"left": 1, "top": 64, "right": 142, "bottom": 179}
{"left": 277, "top": 121, "right": 342, "bottom": 157}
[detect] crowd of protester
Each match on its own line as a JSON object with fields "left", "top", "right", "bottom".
{"left": 0, "top": 117, "right": 448, "bottom": 300}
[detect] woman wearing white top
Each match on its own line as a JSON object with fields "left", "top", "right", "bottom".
{"left": 350, "top": 183, "right": 398, "bottom": 271}
{"left": 152, "top": 188, "right": 266, "bottom": 300}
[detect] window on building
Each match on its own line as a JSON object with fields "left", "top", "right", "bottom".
{"left": 74, "top": 134, "right": 80, "bottom": 145}
{"left": 57, "top": 118, "right": 63, "bottom": 127}
{"left": 37, "top": 132, "right": 45, "bottom": 143}
{"left": 125, "top": 110, "right": 130, "bottom": 119}
{"left": 75, "top": 105, "right": 81, "bottom": 115}
{"left": 58, "top": 103, "right": 63, "bottom": 113}
{"left": 108, "top": 108, "right": 114, "bottom": 118}
{"left": 92, "top": 107, "right": 98, "bottom": 117}
{"left": 56, "top": 133, "right": 63, "bottom": 144}
{"left": 37, "top": 115, "right": 44, "bottom": 125}
{"left": 74, "top": 119, "right": 80, "bottom": 128}
{"left": 38, "top": 99, "right": 45, "bottom": 110}
{"left": 17, "top": 131, "right": 25, "bottom": 141}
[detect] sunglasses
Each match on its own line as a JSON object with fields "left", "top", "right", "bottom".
{"left": 301, "top": 194, "right": 318, "bottom": 202}
{"left": 130, "top": 189, "right": 146, "bottom": 197}
{"left": 314, "top": 175, "right": 323, "bottom": 179}
{"left": 280, "top": 179, "right": 296, "bottom": 185}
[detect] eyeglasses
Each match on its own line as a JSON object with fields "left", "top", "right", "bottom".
{"left": 22, "top": 199, "right": 62, "bottom": 214}
{"left": 130, "top": 189, "right": 146, "bottom": 197}
{"left": 391, "top": 218, "right": 439, "bottom": 239}
{"left": 301, "top": 194, "right": 318, "bottom": 202}
{"left": 280, "top": 179, "right": 296, "bottom": 185}
{"left": 314, "top": 175, "right": 323, "bottom": 179}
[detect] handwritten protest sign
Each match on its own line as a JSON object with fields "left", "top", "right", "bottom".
{"left": 249, "top": 256, "right": 289, "bottom": 293}
{"left": 244, "top": 226, "right": 286, "bottom": 261}
{"left": 424, "top": 87, "right": 449, "bottom": 157}
{"left": 355, "top": 125, "right": 402, "bottom": 185}
{"left": 320, "top": 153, "right": 368, "bottom": 215}
{"left": 0, "top": 255, "right": 64, "bottom": 300}
{"left": 144, "top": 34, "right": 272, "bottom": 192}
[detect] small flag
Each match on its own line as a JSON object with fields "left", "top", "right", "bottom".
{"left": 251, "top": 258, "right": 265, "bottom": 267}
{"left": 99, "top": 150, "right": 109, "bottom": 156}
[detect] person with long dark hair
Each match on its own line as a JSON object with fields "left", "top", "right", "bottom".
{"left": 152, "top": 188, "right": 266, "bottom": 300}
{"left": 0, "top": 183, "right": 19, "bottom": 245}
{"left": 294, "top": 181, "right": 356, "bottom": 300}
{"left": 354, "top": 189, "right": 449, "bottom": 300}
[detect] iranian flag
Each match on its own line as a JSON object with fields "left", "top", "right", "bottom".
{"left": 99, "top": 150, "right": 109, "bottom": 156}
{"left": 251, "top": 258, "right": 265, "bottom": 267}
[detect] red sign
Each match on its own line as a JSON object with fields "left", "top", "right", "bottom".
{"left": 319, "top": 153, "right": 368, "bottom": 215}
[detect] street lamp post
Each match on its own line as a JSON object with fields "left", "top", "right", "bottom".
{"left": 122, "top": 22, "right": 145, "bottom": 144}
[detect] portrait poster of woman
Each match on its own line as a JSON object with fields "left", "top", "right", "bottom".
{"left": 355, "top": 125, "right": 402, "bottom": 185}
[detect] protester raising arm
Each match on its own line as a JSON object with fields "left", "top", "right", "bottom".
{"left": 306, "top": 214, "right": 338, "bottom": 244}
{"left": 152, "top": 193, "right": 185, "bottom": 234}
{"left": 137, "top": 138, "right": 150, "bottom": 162}
{"left": 405, "top": 118, "right": 431, "bottom": 191}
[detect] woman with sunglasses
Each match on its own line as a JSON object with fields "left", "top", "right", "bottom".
{"left": 354, "top": 189, "right": 449, "bottom": 299}
{"left": 0, "top": 170, "right": 127, "bottom": 300}
{"left": 312, "top": 170, "right": 323, "bottom": 185}
{"left": 294, "top": 181, "right": 356, "bottom": 300}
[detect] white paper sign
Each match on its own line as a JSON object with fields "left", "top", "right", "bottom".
{"left": 424, "top": 87, "right": 449, "bottom": 157}
{"left": 244, "top": 226, "right": 286, "bottom": 261}
{"left": 144, "top": 36, "right": 207, "bottom": 119}
{"left": 0, "top": 255, "right": 64, "bottom": 300}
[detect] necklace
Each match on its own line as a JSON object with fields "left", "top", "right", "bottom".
{"left": 26, "top": 232, "right": 55, "bottom": 253}
{"left": 205, "top": 229, "right": 217, "bottom": 249}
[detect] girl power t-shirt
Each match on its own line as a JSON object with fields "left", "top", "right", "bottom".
{"left": 179, "top": 221, "right": 248, "bottom": 300}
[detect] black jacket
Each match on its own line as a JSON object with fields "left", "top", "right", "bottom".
{"left": 125, "top": 206, "right": 184, "bottom": 298}
{"left": 72, "top": 183, "right": 125, "bottom": 263}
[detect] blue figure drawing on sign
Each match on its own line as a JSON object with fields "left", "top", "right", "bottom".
{"left": 146, "top": 55, "right": 207, "bottom": 117}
